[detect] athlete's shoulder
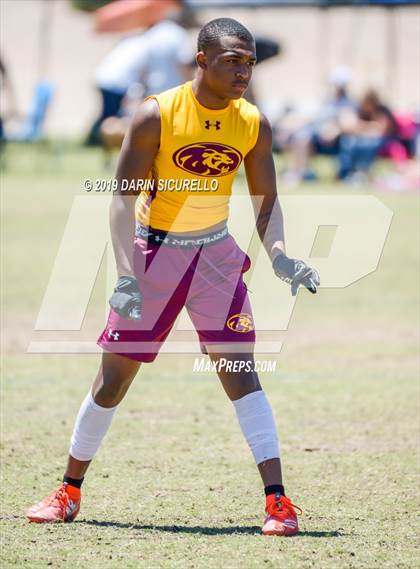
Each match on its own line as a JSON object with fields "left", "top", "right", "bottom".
{"left": 231, "top": 98, "right": 261, "bottom": 141}
{"left": 128, "top": 97, "right": 160, "bottom": 145}
{"left": 132, "top": 97, "right": 160, "bottom": 125}
{"left": 231, "top": 97, "right": 261, "bottom": 150}
{"left": 233, "top": 96, "right": 261, "bottom": 121}
{"left": 148, "top": 81, "right": 190, "bottom": 106}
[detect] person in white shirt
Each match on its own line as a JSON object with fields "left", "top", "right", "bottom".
{"left": 87, "top": 15, "right": 190, "bottom": 145}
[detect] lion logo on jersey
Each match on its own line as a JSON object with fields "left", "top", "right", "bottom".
{"left": 173, "top": 142, "right": 242, "bottom": 177}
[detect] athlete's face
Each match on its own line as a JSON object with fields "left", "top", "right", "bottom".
{"left": 197, "top": 36, "right": 257, "bottom": 99}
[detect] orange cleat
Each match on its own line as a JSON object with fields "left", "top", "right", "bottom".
{"left": 26, "top": 483, "right": 81, "bottom": 523}
{"left": 262, "top": 493, "right": 302, "bottom": 536}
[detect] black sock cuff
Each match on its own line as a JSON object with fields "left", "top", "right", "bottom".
{"left": 264, "top": 484, "right": 285, "bottom": 497}
{"left": 63, "top": 475, "right": 84, "bottom": 489}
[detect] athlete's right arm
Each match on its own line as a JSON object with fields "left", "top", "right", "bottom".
{"left": 108, "top": 99, "right": 160, "bottom": 320}
{"left": 110, "top": 98, "right": 160, "bottom": 278}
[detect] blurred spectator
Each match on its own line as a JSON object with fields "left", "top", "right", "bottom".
{"left": 278, "top": 65, "right": 356, "bottom": 184}
{"left": 374, "top": 109, "right": 419, "bottom": 192}
{"left": 0, "top": 55, "right": 17, "bottom": 148}
{"left": 337, "top": 89, "right": 397, "bottom": 182}
{"left": 379, "top": 111, "right": 417, "bottom": 162}
{"left": 86, "top": 2, "right": 190, "bottom": 145}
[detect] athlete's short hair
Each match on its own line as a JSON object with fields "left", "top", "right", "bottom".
{"left": 197, "top": 18, "right": 254, "bottom": 52}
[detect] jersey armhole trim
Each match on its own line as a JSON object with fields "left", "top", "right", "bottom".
{"left": 245, "top": 108, "right": 261, "bottom": 156}
{"left": 145, "top": 94, "right": 162, "bottom": 150}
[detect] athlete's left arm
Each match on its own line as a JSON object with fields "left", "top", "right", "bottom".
{"left": 244, "top": 113, "right": 320, "bottom": 295}
{"left": 244, "top": 113, "right": 286, "bottom": 261}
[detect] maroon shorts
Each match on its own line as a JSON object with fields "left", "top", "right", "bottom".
{"left": 97, "top": 228, "right": 256, "bottom": 362}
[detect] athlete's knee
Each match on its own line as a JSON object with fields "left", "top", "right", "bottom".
{"left": 230, "top": 372, "right": 261, "bottom": 400}
{"left": 220, "top": 370, "right": 261, "bottom": 401}
{"left": 93, "top": 353, "right": 140, "bottom": 407}
{"left": 94, "top": 381, "right": 125, "bottom": 407}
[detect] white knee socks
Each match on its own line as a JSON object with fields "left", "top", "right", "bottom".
{"left": 69, "top": 390, "right": 279, "bottom": 465}
{"left": 232, "top": 390, "right": 280, "bottom": 464}
{"left": 69, "top": 392, "right": 117, "bottom": 461}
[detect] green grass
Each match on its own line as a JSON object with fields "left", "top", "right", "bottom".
{"left": 1, "top": 144, "right": 419, "bottom": 568}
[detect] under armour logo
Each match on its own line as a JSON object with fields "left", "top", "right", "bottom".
{"left": 108, "top": 329, "right": 120, "bottom": 341}
{"left": 205, "top": 120, "right": 221, "bottom": 130}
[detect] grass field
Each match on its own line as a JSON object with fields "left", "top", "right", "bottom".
{"left": 1, "top": 144, "right": 419, "bottom": 568}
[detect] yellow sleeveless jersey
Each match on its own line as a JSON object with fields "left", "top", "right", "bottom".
{"left": 136, "top": 81, "right": 260, "bottom": 232}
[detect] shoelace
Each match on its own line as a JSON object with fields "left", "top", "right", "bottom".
{"left": 268, "top": 495, "right": 303, "bottom": 517}
{"left": 46, "top": 485, "right": 69, "bottom": 513}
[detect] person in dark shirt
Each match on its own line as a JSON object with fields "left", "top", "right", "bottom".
{"left": 337, "top": 89, "right": 397, "bottom": 182}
